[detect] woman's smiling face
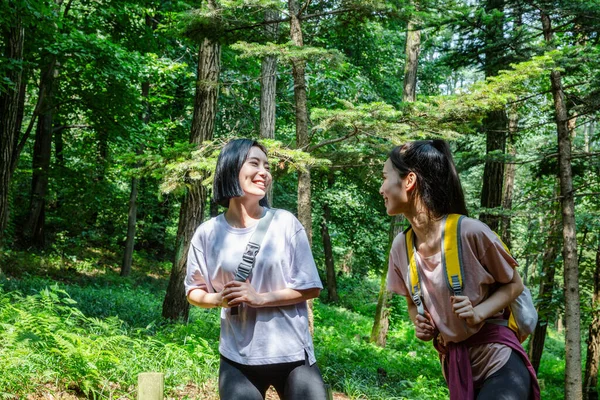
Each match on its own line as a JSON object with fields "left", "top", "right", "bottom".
{"left": 238, "top": 146, "right": 272, "bottom": 200}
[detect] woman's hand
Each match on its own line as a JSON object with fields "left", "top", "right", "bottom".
{"left": 451, "top": 295, "right": 483, "bottom": 326}
{"left": 414, "top": 311, "right": 437, "bottom": 341}
{"left": 222, "top": 281, "right": 265, "bottom": 308}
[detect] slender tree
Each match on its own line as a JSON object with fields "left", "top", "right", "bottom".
{"left": 371, "top": 216, "right": 403, "bottom": 346}
{"left": 500, "top": 104, "right": 518, "bottom": 248}
{"left": 288, "top": 0, "right": 312, "bottom": 242}
{"left": 372, "top": 13, "right": 420, "bottom": 346}
{"left": 584, "top": 233, "right": 600, "bottom": 400}
{"left": 259, "top": 8, "right": 279, "bottom": 141}
{"left": 528, "top": 201, "right": 561, "bottom": 372}
{"left": 122, "top": 11, "right": 159, "bottom": 276}
{"left": 541, "top": 10, "right": 582, "bottom": 398}
{"left": 163, "top": 1, "right": 221, "bottom": 320}
{"left": 479, "top": 0, "right": 508, "bottom": 231}
{"left": 121, "top": 81, "right": 150, "bottom": 277}
{"left": 321, "top": 172, "right": 338, "bottom": 302}
{"left": 259, "top": 8, "right": 279, "bottom": 204}
{"left": 24, "top": 55, "right": 58, "bottom": 247}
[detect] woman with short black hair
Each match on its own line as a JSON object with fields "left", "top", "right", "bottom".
{"left": 381, "top": 140, "right": 540, "bottom": 400}
{"left": 185, "top": 138, "right": 327, "bottom": 400}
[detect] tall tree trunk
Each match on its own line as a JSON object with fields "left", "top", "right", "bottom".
{"left": 53, "top": 120, "right": 64, "bottom": 210}
{"left": 402, "top": 20, "right": 421, "bottom": 103}
{"left": 321, "top": 173, "right": 338, "bottom": 303}
{"left": 288, "top": 0, "right": 314, "bottom": 333}
{"left": 260, "top": 8, "right": 278, "bottom": 140}
{"left": 480, "top": 109, "right": 507, "bottom": 231}
{"left": 122, "top": 81, "right": 150, "bottom": 277}
{"left": 371, "top": 216, "right": 403, "bottom": 346}
{"left": 541, "top": 11, "right": 582, "bottom": 398}
{"left": 0, "top": 16, "right": 25, "bottom": 247}
{"left": 500, "top": 104, "right": 517, "bottom": 248}
{"left": 25, "top": 57, "right": 58, "bottom": 248}
{"left": 584, "top": 234, "right": 600, "bottom": 400}
{"left": 288, "top": 0, "right": 311, "bottom": 239}
{"left": 528, "top": 201, "right": 561, "bottom": 372}
{"left": 371, "top": 17, "right": 421, "bottom": 347}
{"left": 479, "top": 0, "right": 507, "bottom": 232}
{"left": 260, "top": 8, "right": 279, "bottom": 205}
{"left": 162, "top": 32, "right": 221, "bottom": 321}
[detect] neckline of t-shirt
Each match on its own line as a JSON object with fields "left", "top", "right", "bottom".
{"left": 217, "top": 212, "right": 263, "bottom": 234}
{"left": 415, "top": 250, "right": 441, "bottom": 262}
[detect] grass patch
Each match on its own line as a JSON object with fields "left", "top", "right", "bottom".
{"left": 0, "top": 249, "right": 574, "bottom": 399}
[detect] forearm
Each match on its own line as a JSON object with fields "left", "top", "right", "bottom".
{"left": 187, "top": 288, "right": 224, "bottom": 308}
{"left": 474, "top": 269, "right": 525, "bottom": 321}
{"left": 257, "top": 287, "right": 320, "bottom": 308}
{"left": 407, "top": 298, "right": 418, "bottom": 322}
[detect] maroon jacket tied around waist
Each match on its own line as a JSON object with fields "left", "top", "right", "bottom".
{"left": 434, "top": 323, "right": 540, "bottom": 400}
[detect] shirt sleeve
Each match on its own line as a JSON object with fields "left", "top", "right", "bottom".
{"left": 387, "top": 233, "right": 410, "bottom": 297}
{"left": 185, "top": 242, "right": 209, "bottom": 295}
{"left": 288, "top": 227, "right": 323, "bottom": 290}
{"left": 469, "top": 220, "right": 517, "bottom": 284}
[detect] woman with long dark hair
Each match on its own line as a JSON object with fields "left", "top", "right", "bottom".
{"left": 381, "top": 140, "right": 540, "bottom": 400}
{"left": 185, "top": 138, "right": 327, "bottom": 400}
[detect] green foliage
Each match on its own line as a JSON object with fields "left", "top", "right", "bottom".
{"left": 231, "top": 41, "right": 344, "bottom": 65}
{"left": 153, "top": 138, "right": 331, "bottom": 195}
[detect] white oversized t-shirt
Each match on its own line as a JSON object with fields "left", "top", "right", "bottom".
{"left": 185, "top": 208, "right": 323, "bottom": 366}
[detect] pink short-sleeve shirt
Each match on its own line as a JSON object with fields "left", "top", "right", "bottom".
{"left": 387, "top": 216, "right": 518, "bottom": 383}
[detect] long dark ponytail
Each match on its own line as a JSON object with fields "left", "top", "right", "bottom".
{"left": 388, "top": 139, "right": 468, "bottom": 217}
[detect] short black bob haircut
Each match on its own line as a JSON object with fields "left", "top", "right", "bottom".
{"left": 213, "top": 138, "right": 269, "bottom": 208}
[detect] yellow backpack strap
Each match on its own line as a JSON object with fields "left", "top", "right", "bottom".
{"left": 441, "top": 214, "right": 465, "bottom": 296}
{"left": 405, "top": 227, "right": 425, "bottom": 316}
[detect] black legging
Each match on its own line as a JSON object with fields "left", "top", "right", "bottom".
{"left": 218, "top": 354, "right": 328, "bottom": 400}
{"left": 476, "top": 350, "right": 532, "bottom": 400}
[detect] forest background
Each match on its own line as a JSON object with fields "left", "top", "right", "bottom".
{"left": 1, "top": 0, "right": 599, "bottom": 399}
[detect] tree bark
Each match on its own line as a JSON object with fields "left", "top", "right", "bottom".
{"left": 479, "top": 0, "right": 507, "bottom": 232}
{"left": 288, "top": 0, "right": 314, "bottom": 333}
{"left": 480, "top": 110, "right": 507, "bottom": 232}
{"left": 371, "top": 216, "right": 403, "bottom": 346}
{"left": 288, "top": 0, "right": 310, "bottom": 233}
{"left": 260, "top": 8, "right": 279, "bottom": 141}
{"left": 402, "top": 20, "right": 421, "bottom": 103}
{"left": 500, "top": 105, "right": 517, "bottom": 248}
{"left": 584, "top": 234, "right": 600, "bottom": 400}
{"left": 321, "top": 173, "right": 338, "bottom": 303}
{"left": 162, "top": 32, "right": 221, "bottom": 321}
{"left": 24, "top": 57, "right": 58, "bottom": 248}
{"left": 541, "top": 11, "right": 582, "bottom": 399}
{"left": 528, "top": 202, "right": 560, "bottom": 372}
{"left": 0, "top": 16, "right": 25, "bottom": 247}
{"left": 260, "top": 8, "right": 279, "bottom": 205}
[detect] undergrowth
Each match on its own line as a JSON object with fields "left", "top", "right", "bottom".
{"left": 0, "top": 250, "right": 570, "bottom": 399}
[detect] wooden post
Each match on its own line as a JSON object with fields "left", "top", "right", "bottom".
{"left": 138, "top": 372, "right": 164, "bottom": 400}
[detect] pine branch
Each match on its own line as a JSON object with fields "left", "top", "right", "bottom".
{"left": 307, "top": 127, "right": 359, "bottom": 152}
